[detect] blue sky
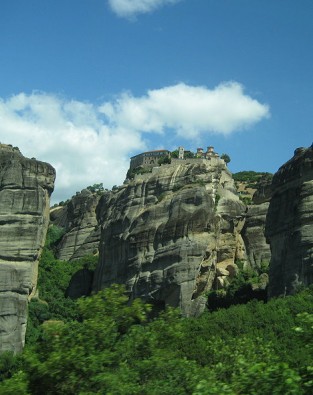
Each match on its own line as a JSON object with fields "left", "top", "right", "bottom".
{"left": 1, "top": 0, "right": 313, "bottom": 203}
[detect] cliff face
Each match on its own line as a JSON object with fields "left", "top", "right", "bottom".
{"left": 265, "top": 146, "right": 313, "bottom": 297}
{"left": 94, "top": 159, "right": 246, "bottom": 316}
{"left": 50, "top": 189, "right": 101, "bottom": 261}
{"left": 242, "top": 176, "right": 272, "bottom": 270}
{"left": 0, "top": 144, "right": 55, "bottom": 353}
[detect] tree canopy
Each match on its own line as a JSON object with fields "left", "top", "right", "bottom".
{"left": 1, "top": 227, "right": 313, "bottom": 394}
{"left": 220, "top": 153, "right": 231, "bottom": 164}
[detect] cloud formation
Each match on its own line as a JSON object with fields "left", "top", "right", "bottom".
{"left": 0, "top": 93, "right": 145, "bottom": 204}
{"left": 0, "top": 82, "right": 269, "bottom": 203}
{"left": 100, "top": 82, "right": 270, "bottom": 138}
{"left": 107, "top": 0, "right": 181, "bottom": 19}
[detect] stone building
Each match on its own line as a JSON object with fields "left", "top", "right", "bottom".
{"left": 130, "top": 146, "right": 220, "bottom": 172}
{"left": 196, "top": 146, "right": 217, "bottom": 159}
{"left": 130, "top": 150, "right": 170, "bottom": 170}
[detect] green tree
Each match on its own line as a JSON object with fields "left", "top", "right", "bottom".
{"left": 86, "top": 183, "right": 104, "bottom": 194}
{"left": 221, "top": 153, "right": 231, "bottom": 164}
{"left": 184, "top": 151, "right": 195, "bottom": 158}
{"left": 25, "top": 285, "right": 151, "bottom": 394}
{"left": 158, "top": 155, "right": 171, "bottom": 165}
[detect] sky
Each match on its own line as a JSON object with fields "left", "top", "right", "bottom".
{"left": 1, "top": 0, "right": 313, "bottom": 204}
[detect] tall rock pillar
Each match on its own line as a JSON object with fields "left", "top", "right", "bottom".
{"left": 0, "top": 144, "right": 55, "bottom": 353}
{"left": 265, "top": 146, "right": 313, "bottom": 297}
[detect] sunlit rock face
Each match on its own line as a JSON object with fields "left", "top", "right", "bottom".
{"left": 94, "top": 159, "right": 246, "bottom": 316}
{"left": 266, "top": 146, "right": 313, "bottom": 297}
{"left": 51, "top": 189, "right": 101, "bottom": 261}
{"left": 0, "top": 144, "right": 55, "bottom": 353}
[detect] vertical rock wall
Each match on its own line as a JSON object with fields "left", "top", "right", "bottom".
{"left": 242, "top": 177, "right": 272, "bottom": 270}
{"left": 265, "top": 146, "right": 313, "bottom": 297}
{"left": 94, "top": 160, "right": 246, "bottom": 316}
{"left": 0, "top": 144, "right": 55, "bottom": 353}
{"left": 50, "top": 189, "right": 101, "bottom": 261}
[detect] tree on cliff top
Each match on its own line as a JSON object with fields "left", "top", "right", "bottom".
{"left": 221, "top": 153, "right": 231, "bottom": 164}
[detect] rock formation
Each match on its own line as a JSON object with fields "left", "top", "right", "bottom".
{"left": 242, "top": 175, "right": 272, "bottom": 271}
{"left": 50, "top": 189, "right": 101, "bottom": 261}
{"left": 0, "top": 144, "right": 55, "bottom": 353}
{"left": 94, "top": 159, "right": 246, "bottom": 316}
{"left": 265, "top": 146, "right": 313, "bottom": 297}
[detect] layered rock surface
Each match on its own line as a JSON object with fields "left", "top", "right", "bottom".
{"left": 0, "top": 144, "right": 55, "bottom": 353}
{"left": 242, "top": 175, "right": 272, "bottom": 270}
{"left": 266, "top": 146, "right": 313, "bottom": 297}
{"left": 50, "top": 189, "right": 101, "bottom": 261}
{"left": 94, "top": 159, "right": 246, "bottom": 316}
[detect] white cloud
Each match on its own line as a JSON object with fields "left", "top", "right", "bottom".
{"left": 0, "top": 82, "right": 269, "bottom": 203}
{"left": 107, "top": 0, "right": 181, "bottom": 19}
{"left": 100, "top": 82, "right": 270, "bottom": 138}
{"left": 0, "top": 93, "right": 145, "bottom": 204}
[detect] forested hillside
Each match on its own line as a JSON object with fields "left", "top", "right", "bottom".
{"left": 0, "top": 227, "right": 312, "bottom": 394}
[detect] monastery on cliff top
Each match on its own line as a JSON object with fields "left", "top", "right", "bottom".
{"left": 130, "top": 146, "right": 220, "bottom": 170}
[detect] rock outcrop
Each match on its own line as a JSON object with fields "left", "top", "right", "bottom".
{"left": 50, "top": 189, "right": 101, "bottom": 261}
{"left": 242, "top": 175, "right": 272, "bottom": 270}
{"left": 265, "top": 146, "right": 313, "bottom": 297}
{"left": 0, "top": 144, "right": 55, "bottom": 353}
{"left": 94, "top": 159, "right": 246, "bottom": 316}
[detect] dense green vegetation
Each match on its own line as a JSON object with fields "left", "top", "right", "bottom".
{"left": 233, "top": 171, "right": 273, "bottom": 191}
{"left": 233, "top": 171, "right": 272, "bottom": 183}
{"left": 1, "top": 286, "right": 313, "bottom": 394}
{"left": 26, "top": 226, "right": 98, "bottom": 345}
{"left": 0, "top": 226, "right": 312, "bottom": 394}
{"left": 207, "top": 261, "right": 269, "bottom": 310}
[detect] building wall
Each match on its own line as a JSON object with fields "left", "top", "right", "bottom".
{"left": 130, "top": 151, "right": 170, "bottom": 170}
{"left": 130, "top": 149, "right": 224, "bottom": 174}
{"left": 171, "top": 157, "right": 224, "bottom": 166}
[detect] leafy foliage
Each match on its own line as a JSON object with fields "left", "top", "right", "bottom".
{"left": 2, "top": 285, "right": 312, "bottom": 394}
{"left": 86, "top": 183, "right": 104, "bottom": 194}
{"left": 171, "top": 150, "right": 195, "bottom": 159}
{"left": 220, "top": 153, "right": 231, "bottom": 164}
{"left": 233, "top": 170, "right": 272, "bottom": 183}
{"left": 44, "top": 225, "right": 65, "bottom": 249}
{"left": 158, "top": 155, "right": 171, "bottom": 165}
{"left": 207, "top": 264, "right": 268, "bottom": 310}
{"left": 239, "top": 195, "right": 252, "bottom": 205}
{"left": 2, "top": 225, "right": 313, "bottom": 393}
{"left": 184, "top": 151, "right": 195, "bottom": 158}
{"left": 25, "top": 226, "right": 98, "bottom": 344}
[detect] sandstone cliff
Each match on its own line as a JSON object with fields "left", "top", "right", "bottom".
{"left": 266, "top": 146, "right": 313, "bottom": 297}
{"left": 93, "top": 159, "right": 246, "bottom": 316}
{"left": 242, "top": 175, "right": 272, "bottom": 271}
{"left": 0, "top": 144, "right": 55, "bottom": 353}
{"left": 50, "top": 189, "right": 101, "bottom": 261}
